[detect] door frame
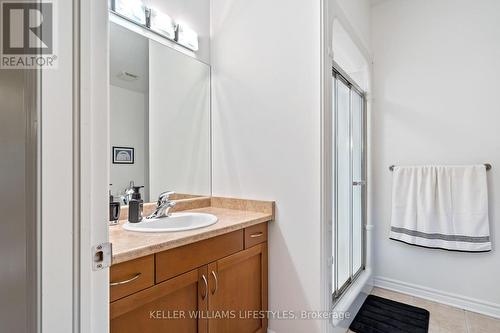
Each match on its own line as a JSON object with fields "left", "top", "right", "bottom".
{"left": 41, "top": 0, "right": 109, "bottom": 332}
{"left": 79, "top": 0, "right": 110, "bottom": 332}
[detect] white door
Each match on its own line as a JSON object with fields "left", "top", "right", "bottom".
{"left": 41, "top": 0, "right": 109, "bottom": 332}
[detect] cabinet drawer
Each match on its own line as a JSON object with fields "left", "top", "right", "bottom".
{"left": 110, "top": 255, "right": 154, "bottom": 302}
{"left": 244, "top": 223, "right": 267, "bottom": 249}
{"left": 156, "top": 230, "right": 244, "bottom": 283}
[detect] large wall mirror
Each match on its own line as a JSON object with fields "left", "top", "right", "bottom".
{"left": 110, "top": 20, "right": 211, "bottom": 204}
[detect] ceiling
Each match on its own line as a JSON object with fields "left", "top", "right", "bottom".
{"left": 109, "top": 23, "right": 148, "bottom": 93}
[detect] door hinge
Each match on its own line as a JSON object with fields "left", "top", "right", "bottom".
{"left": 92, "top": 242, "right": 112, "bottom": 271}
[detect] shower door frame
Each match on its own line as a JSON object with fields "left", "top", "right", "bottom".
{"left": 331, "top": 61, "right": 367, "bottom": 305}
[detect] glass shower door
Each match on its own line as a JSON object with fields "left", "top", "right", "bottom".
{"left": 335, "top": 78, "right": 351, "bottom": 290}
{"left": 332, "top": 65, "right": 366, "bottom": 302}
{"left": 351, "top": 90, "right": 364, "bottom": 275}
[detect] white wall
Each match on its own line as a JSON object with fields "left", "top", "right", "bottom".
{"left": 148, "top": 0, "right": 211, "bottom": 63}
{"left": 110, "top": 85, "right": 148, "bottom": 200}
{"left": 335, "top": 0, "right": 371, "bottom": 53}
{"left": 211, "top": 0, "right": 322, "bottom": 332}
{"left": 372, "top": 0, "right": 500, "bottom": 314}
{"left": 332, "top": 19, "right": 370, "bottom": 91}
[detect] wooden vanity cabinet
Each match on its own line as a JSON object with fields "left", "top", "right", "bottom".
{"left": 110, "top": 223, "right": 268, "bottom": 333}
{"left": 110, "top": 255, "right": 154, "bottom": 302}
{"left": 208, "top": 243, "right": 268, "bottom": 333}
{"left": 110, "top": 267, "right": 208, "bottom": 333}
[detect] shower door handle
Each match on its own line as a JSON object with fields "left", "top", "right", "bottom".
{"left": 352, "top": 181, "right": 366, "bottom": 186}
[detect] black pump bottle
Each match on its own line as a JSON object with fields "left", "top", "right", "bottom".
{"left": 128, "top": 186, "right": 144, "bottom": 223}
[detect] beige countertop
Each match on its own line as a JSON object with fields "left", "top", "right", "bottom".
{"left": 110, "top": 197, "right": 274, "bottom": 264}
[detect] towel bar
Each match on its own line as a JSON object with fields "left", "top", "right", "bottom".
{"left": 389, "top": 164, "right": 492, "bottom": 171}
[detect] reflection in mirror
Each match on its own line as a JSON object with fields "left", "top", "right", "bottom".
{"left": 109, "top": 22, "right": 211, "bottom": 205}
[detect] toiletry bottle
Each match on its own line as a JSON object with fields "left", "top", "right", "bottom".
{"left": 128, "top": 186, "right": 144, "bottom": 223}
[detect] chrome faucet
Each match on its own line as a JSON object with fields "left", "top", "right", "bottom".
{"left": 120, "top": 180, "right": 135, "bottom": 205}
{"left": 146, "top": 191, "right": 177, "bottom": 219}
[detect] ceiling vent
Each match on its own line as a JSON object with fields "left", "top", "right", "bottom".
{"left": 117, "top": 71, "right": 140, "bottom": 81}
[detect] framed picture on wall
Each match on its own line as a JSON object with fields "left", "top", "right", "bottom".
{"left": 112, "top": 146, "right": 135, "bottom": 164}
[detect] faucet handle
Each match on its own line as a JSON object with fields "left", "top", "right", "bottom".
{"left": 158, "top": 191, "right": 175, "bottom": 205}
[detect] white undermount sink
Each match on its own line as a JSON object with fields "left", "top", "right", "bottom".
{"left": 122, "top": 212, "right": 218, "bottom": 233}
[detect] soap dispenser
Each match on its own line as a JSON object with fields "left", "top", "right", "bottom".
{"left": 128, "top": 186, "right": 144, "bottom": 223}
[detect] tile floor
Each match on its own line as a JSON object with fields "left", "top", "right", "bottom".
{"left": 348, "top": 287, "right": 500, "bottom": 333}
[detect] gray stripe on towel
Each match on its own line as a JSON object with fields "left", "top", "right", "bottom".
{"left": 391, "top": 227, "right": 490, "bottom": 243}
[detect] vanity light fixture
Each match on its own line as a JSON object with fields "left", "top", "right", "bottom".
{"left": 149, "top": 8, "right": 175, "bottom": 40}
{"left": 113, "top": 0, "right": 146, "bottom": 25}
{"left": 175, "top": 23, "right": 199, "bottom": 51}
{"left": 110, "top": 1, "right": 199, "bottom": 52}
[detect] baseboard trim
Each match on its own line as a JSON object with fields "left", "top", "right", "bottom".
{"left": 373, "top": 276, "right": 500, "bottom": 319}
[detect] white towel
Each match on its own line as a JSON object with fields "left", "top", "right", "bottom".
{"left": 390, "top": 165, "right": 491, "bottom": 252}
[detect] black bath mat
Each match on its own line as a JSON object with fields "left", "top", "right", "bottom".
{"left": 349, "top": 295, "right": 430, "bottom": 333}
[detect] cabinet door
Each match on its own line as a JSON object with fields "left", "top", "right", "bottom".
{"left": 208, "top": 243, "right": 268, "bottom": 333}
{"left": 110, "top": 267, "right": 209, "bottom": 333}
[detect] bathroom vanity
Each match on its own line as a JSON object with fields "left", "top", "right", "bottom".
{"left": 109, "top": 197, "right": 274, "bottom": 333}
{"left": 107, "top": 6, "right": 273, "bottom": 333}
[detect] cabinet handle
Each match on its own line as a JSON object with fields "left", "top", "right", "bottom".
{"left": 211, "top": 271, "right": 218, "bottom": 295}
{"left": 110, "top": 273, "right": 141, "bottom": 286}
{"left": 201, "top": 274, "right": 208, "bottom": 300}
{"left": 250, "top": 232, "right": 264, "bottom": 238}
